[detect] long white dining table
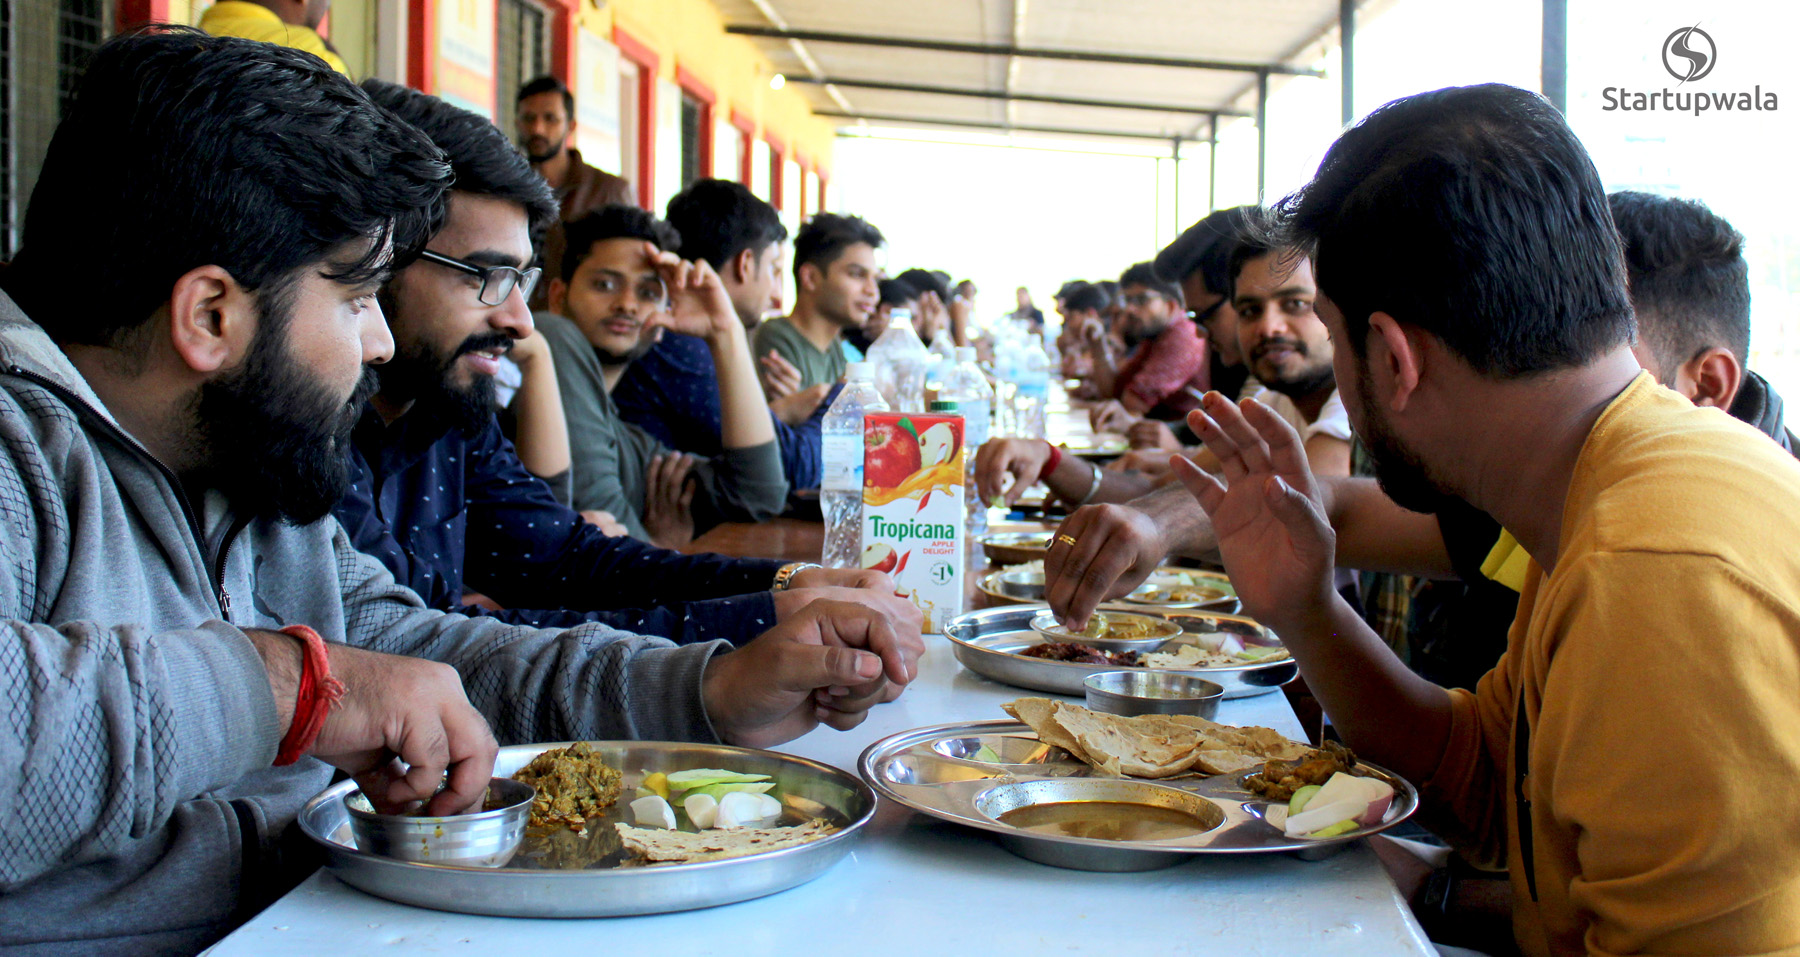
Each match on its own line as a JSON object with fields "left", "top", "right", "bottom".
{"left": 204, "top": 628, "right": 1435, "bottom": 956}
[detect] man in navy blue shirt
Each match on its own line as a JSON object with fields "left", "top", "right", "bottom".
{"left": 614, "top": 179, "right": 834, "bottom": 490}
{"left": 336, "top": 81, "right": 921, "bottom": 646}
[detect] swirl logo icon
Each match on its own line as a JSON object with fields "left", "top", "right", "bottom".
{"left": 1662, "top": 25, "right": 1716, "bottom": 83}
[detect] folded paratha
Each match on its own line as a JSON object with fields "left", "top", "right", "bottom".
{"left": 1004, "top": 697, "right": 1314, "bottom": 779}
{"left": 614, "top": 820, "right": 838, "bottom": 865}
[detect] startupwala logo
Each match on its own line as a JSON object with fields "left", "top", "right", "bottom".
{"left": 1662, "top": 25, "right": 1715, "bottom": 83}
{"left": 1603, "top": 24, "right": 1776, "bottom": 115}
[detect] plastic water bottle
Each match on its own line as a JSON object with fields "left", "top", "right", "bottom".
{"left": 821, "top": 362, "right": 890, "bottom": 568}
{"left": 1016, "top": 335, "right": 1050, "bottom": 439}
{"left": 940, "top": 346, "right": 995, "bottom": 537}
{"left": 865, "top": 322, "right": 930, "bottom": 412}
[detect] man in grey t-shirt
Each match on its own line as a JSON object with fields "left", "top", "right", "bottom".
{"left": 751, "top": 212, "right": 883, "bottom": 396}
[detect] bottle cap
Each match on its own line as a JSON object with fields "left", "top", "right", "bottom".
{"left": 847, "top": 361, "right": 874, "bottom": 379}
{"left": 956, "top": 346, "right": 977, "bottom": 362}
{"left": 929, "top": 400, "right": 960, "bottom": 413}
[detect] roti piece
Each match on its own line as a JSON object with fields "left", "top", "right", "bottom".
{"left": 1002, "top": 698, "right": 1315, "bottom": 780}
{"left": 614, "top": 820, "right": 837, "bottom": 865}
{"left": 1003, "top": 697, "right": 1095, "bottom": 764}
{"left": 1054, "top": 707, "right": 1205, "bottom": 779}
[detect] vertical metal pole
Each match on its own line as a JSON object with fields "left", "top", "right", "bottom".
{"left": 1542, "top": 0, "right": 1567, "bottom": 112}
{"left": 1255, "top": 70, "right": 1268, "bottom": 204}
{"left": 1207, "top": 114, "right": 1218, "bottom": 212}
{"left": 1153, "top": 155, "right": 1162, "bottom": 252}
{"left": 1171, "top": 136, "right": 1182, "bottom": 233}
{"left": 1340, "top": 0, "right": 1355, "bottom": 125}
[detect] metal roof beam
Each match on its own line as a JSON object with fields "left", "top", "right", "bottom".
{"left": 786, "top": 76, "right": 1252, "bottom": 119}
{"left": 726, "top": 25, "right": 1325, "bottom": 78}
{"left": 816, "top": 110, "right": 1209, "bottom": 143}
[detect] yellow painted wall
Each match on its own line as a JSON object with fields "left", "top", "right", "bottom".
{"left": 579, "top": 0, "right": 835, "bottom": 174}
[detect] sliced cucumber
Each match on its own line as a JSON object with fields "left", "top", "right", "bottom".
{"left": 665, "top": 768, "right": 772, "bottom": 791}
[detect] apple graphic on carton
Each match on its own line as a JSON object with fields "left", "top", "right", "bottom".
{"left": 865, "top": 419, "right": 922, "bottom": 489}
{"left": 862, "top": 543, "right": 898, "bottom": 573}
{"left": 919, "top": 421, "right": 960, "bottom": 469}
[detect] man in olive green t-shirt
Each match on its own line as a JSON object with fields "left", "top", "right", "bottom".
{"left": 752, "top": 212, "right": 883, "bottom": 396}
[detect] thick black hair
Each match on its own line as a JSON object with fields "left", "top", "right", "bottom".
{"left": 879, "top": 278, "right": 918, "bottom": 307}
{"left": 1118, "top": 261, "right": 1183, "bottom": 305}
{"left": 1154, "top": 205, "right": 1257, "bottom": 298}
{"left": 363, "top": 79, "right": 557, "bottom": 245}
{"left": 1060, "top": 281, "right": 1109, "bottom": 315}
{"left": 1608, "top": 190, "right": 1750, "bottom": 372}
{"left": 664, "top": 178, "right": 787, "bottom": 270}
{"left": 1226, "top": 207, "right": 1286, "bottom": 296}
{"left": 517, "top": 74, "right": 574, "bottom": 116}
{"left": 1278, "top": 83, "right": 1633, "bottom": 377}
{"left": 895, "top": 268, "right": 949, "bottom": 303}
{"left": 6, "top": 27, "right": 450, "bottom": 347}
{"left": 1055, "top": 280, "right": 1086, "bottom": 302}
{"left": 561, "top": 204, "right": 680, "bottom": 282}
{"left": 793, "top": 212, "right": 883, "bottom": 280}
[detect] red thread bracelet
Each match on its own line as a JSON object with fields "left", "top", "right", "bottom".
{"left": 1039, "top": 441, "right": 1064, "bottom": 482}
{"left": 273, "top": 624, "right": 346, "bottom": 767}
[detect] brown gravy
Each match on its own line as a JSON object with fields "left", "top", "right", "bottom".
{"left": 998, "top": 800, "right": 1219, "bottom": 841}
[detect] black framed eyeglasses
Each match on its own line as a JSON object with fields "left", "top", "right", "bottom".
{"left": 1187, "top": 299, "right": 1226, "bottom": 326}
{"left": 417, "top": 249, "right": 541, "bottom": 306}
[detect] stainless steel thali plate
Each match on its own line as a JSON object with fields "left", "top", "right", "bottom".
{"left": 945, "top": 605, "right": 1298, "bottom": 699}
{"left": 859, "top": 721, "right": 1418, "bottom": 871}
{"left": 299, "top": 741, "right": 875, "bottom": 918}
{"left": 1117, "top": 568, "right": 1239, "bottom": 611}
{"left": 976, "top": 565, "right": 1238, "bottom": 611}
{"left": 979, "top": 530, "right": 1056, "bottom": 565}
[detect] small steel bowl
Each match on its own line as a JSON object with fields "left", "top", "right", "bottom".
{"left": 1083, "top": 670, "right": 1225, "bottom": 719}
{"left": 345, "top": 778, "right": 534, "bottom": 867}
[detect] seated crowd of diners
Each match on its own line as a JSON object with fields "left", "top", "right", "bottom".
{"left": 2, "top": 25, "right": 1796, "bottom": 957}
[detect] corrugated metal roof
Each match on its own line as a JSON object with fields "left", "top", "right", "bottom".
{"left": 713, "top": 0, "right": 1361, "bottom": 143}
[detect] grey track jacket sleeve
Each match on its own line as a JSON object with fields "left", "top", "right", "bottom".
{"left": 327, "top": 524, "right": 727, "bottom": 746}
{"left": 0, "top": 619, "right": 277, "bottom": 887}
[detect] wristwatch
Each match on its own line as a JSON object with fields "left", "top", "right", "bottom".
{"left": 771, "top": 562, "right": 822, "bottom": 592}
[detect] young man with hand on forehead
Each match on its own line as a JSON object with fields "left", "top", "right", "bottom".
{"left": 611, "top": 179, "right": 835, "bottom": 492}
{"left": 538, "top": 205, "right": 792, "bottom": 548}
{"left": 336, "top": 81, "right": 915, "bottom": 645}
{"left": 0, "top": 31, "right": 917, "bottom": 956}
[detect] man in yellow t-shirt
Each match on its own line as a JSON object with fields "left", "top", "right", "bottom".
{"left": 199, "top": 0, "right": 347, "bottom": 75}
{"left": 1168, "top": 83, "right": 1800, "bottom": 957}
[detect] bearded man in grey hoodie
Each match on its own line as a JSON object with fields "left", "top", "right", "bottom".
{"left": 0, "top": 29, "right": 915, "bottom": 956}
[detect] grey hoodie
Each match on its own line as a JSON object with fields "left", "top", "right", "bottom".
{"left": 0, "top": 291, "right": 728, "bottom": 955}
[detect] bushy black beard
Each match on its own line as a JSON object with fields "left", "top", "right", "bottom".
{"left": 192, "top": 309, "right": 379, "bottom": 525}
{"left": 375, "top": 330, "right": 510, "bottom": 436}
{"left": 1355, "top": 365, "right": 1457, "bottom": 516}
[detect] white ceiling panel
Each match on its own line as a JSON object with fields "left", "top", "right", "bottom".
{"left": 718, "top": 0, "right": 1352, "bottom": 142}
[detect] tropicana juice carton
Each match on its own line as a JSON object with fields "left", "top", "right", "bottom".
{"left": 861, "top": 409, "right": 965, "bottom": 633}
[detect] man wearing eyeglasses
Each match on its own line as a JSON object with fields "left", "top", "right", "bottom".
{"left": 1081, "top": 261, "right": 1210, "bottom": 432}
{"left": 538, "top": 206, "right": 789, "bottom": 549}
{"left": 337, "top": 81, "right": 919, "bottom": 647}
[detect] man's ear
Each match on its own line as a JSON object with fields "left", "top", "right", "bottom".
{"left": 1367, "top": 311, "right": 1422, "bottom": 413}
{"left": 167, "top": 264, "right": 256, "bottom": 375}
{"left": 797, "top": 262, "right": 821, "bottom": 294}
{"left": 547, "top": 277, "right": 568, "bottom": 315}
{"left": 728, "top": 246, "right": 758, "bottom": 286}
{"left": 1682, "top": 346, "right": 1743, "bottom": 410}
